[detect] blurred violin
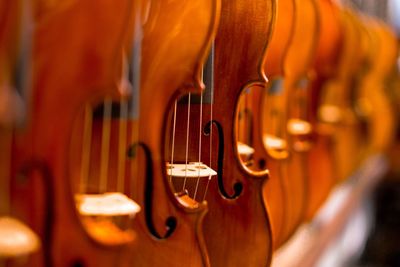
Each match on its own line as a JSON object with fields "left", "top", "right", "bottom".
{"left": 128, "top": 0, "right": 220, "bottom": 266}
{"left": 317, "top": 9, "right": 366, "bottom": 181}
{"left": 258, "top": 0, "right": 319, "bottom": 247}
{"left": 20, "top": 0, "right": 143, "bottom": 266}
{"left": 303, "top": 0, "right": 343, "bottom": 220}
{"left": 0, "top": 1, "right": 48, "bottom": 266}
{"left": 235, "top": 0, "right": 296, "bottom": 249}
{"left": 354, "top": 18, "right": 397, "bottom": 159}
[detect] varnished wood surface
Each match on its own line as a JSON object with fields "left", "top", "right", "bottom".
{"left": 0, "top": 1, "right": 48, "bottom": 266}
{"left": 255, "top": 0, "right": 295, "bottom": 249}
{"left": 0, "top": 1, "right": 398, "bottom": 266}
{"left": 201, "top": 0, "right": 275, "bottom": 266}
{"left": 0, "top": 0, "right": 24, "bottom": 127}
{"left": 318, "top": 10, "right": 365, "bottom": 182}
{"left": 12, "top": 1, "right": 140, "bottom": 266}
{"left": 356, "top": 20, "right": 397, "bottom": 159}
{"left": 133, "top": 0, "right": 220, "bottom": 266}
{"left": 268, "top": 0, "right": 319, "bottom": 247}
{"left": 304, "top": 0, "right": 342, "bottom": 220}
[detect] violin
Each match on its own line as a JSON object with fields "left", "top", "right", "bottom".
{"left": 164, "top": 0, "right": 274, "bottom": 266}
{"left": 204, "top": 0, "right": 274, "bottom": 265}
{"left": 317, "top": 9, "right": 365, "bottom": 181}
{"left": 128, "top": 0, "right": 220, "bottom": 266}
{"left": 234, "top": 0, "right": 296, "bottom": 249}
{"left": 259, "top": 0, "right": 319, "bottom": 247}
{"left": 303, "top": 0, "right": 343, "bottom": 220}
{"left": 0, "top": 1, "right": 48, "bottom": 266}
{"left": 16, "top": 0, "right": 143, "bottom": 266}
{"left": 241, "top": 0, "right": 296, "bottom": 249}
{"left": 279, "top": 0, "right": 319, "bottom": 243}
{"left": 354, "top": 19, "right": 397, "bottom": 159}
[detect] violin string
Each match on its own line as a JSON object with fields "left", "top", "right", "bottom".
{"left": 275, "top": 95, "right": 281, "bottom": 137}
{"left": 295, "top": 88, "right": 300, "bottom": 119}
{"left": 238, "top": 99, "right": 242, "bottom": 143}
{"left": 202, "top": 93, "right": 213, "bottom": 201}
{"left": 130, "top": 4, "right": 143, "bottom": 201}
{"left": 302, "top": 86, "right": 309, "bottom": 120}
{"left": 193, "top": 91, "right": 204, "bottom": 201}
{"left": 242, "top": 93, "right": 246, "bottom": 144}
{"left": 130, "top": 111, "right": 139, "bottom": 200}
{"left": 300, "top": 90, "right": 305, "bottom": 120}
{"left": 80, "top": 105, "right": 92, "bottom": 194}
{"left": 117, "top": 52, "right": 129, "bottom": 193}
{"left": 117, "top": 98, "right": 128, "bottom": 192}
{"left": 282, "top": 87, "right": 289, "bottom": 138}
{"left": 294, "top": 83, "right": 301, "bottom": 120}
{"left": 202, "top": 47, "right": 214, "bottom": 201}
{"left": 170, "top": 101, "right": 177, "bottom": 183}
{"left": 246, "top": 91, "right": 250, "bottom": 144}
{"left": 182, "top": 93, "right": 191, "bottom": 192}
{"left": 131, "top": 114, "right": 140, "bottom": 200}
{"left": 279, "top": 102, "right": 284, "bottom": 138}
{"left": 99, "top": 97, "right": 112, "bottom": 193}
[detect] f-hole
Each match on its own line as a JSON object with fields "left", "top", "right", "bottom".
{"left": 128, "top": 143, "right": 177, "bottom": 239}
{"left": 204, "top": 120, "right": 243, "bottom": 199}
{"left": 203, "top": 44, "right": 242, "bottom": 200}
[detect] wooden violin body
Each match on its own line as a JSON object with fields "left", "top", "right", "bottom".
{"left": 166, "top": 0, "right": 275, "bottom": 266}
{"left": 317, "top": 10, "right": 366, "bottom": 181}
{"left": 0, "top": 1, "right": 52, "bottom": 266}
{"left": 201, "top": 0, "right": 275, "bottom": 265}
{"left": 12, "top": 0, "right": 141, "bottom": 266}
{"left": 279, "top": 0, "right": 319, "bottom": 243}
{"left": 252, "top": 0, "right": 296, "bottom": 248}
{"left": 304, "top": 0, "right": 343, "bottom": 220}
{"left": 2, "top": 0, "right": 399, "bottom": 266}
{"left": 355, "top": 20, "right": 397, "bottom": 158}
{"left": 130, "top": 0, "right": 220, "bottom": 266}
{"left": 257, "top": 0, "right": 319, "bottom": 247}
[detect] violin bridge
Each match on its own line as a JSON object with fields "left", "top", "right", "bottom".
{"left": 237, "top": 142, "right": 255, "bottom": 166}
{"left": 75, "top": 192, "right": 141, "bottom": 217}
{"left": 237, "top": 142, "right": 255, "bottom": 157}
{"left": 263, "top": 134, "right": 289, "bottom": 159}
{"left": 166, "top": 162, "right": 217, "bottom": 178}
{"left": 287, "top": 118, "right": 312, "bottom": 135}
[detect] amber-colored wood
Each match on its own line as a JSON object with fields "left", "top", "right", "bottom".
{"left": 11, "top": 1, "right": 142, "bottom": 266}
{"left": 0, "top": 0, "right": 24, "bottom": 189}
{"left": 317, "top": 10, "right": 365, "bottom": 182}
{"left": 258, "top": 0, "right": 319, "bottom": 248}
{"left": 255, "top": 0, "right": 296, "bottom": 249}
{"left": 263, "top": 0, "right": 295, "bottom": 78}
{"left": 383, "top": 35, "right": 400, "bottom": 175}
{"left": 278, "top": 0, "right": 319, "bottom": 246}
{"left": 0, "top": 0, "right": 24, "bottom": 127}
{"left": 129, "top": 0, "right": 220, "bottom": 266}
{"left": 165, "top": 0, "right": 274, "bottom": 266}
{"left": 202, "top": 1, "right": 274, "bottom": 265}
{"left": 355, "top": 19, "right": 397, "bottom": 158}
{"left": 304, "top": 0, "right": 343, "bottom": 220}
{"left": 247, "top": 0, "right": 319, "bottom": 248}
{"left": 0, "top": 2, "right": 48, "bottom": 267}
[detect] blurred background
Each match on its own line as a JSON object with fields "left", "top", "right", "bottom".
{"left": 332, "top": 2, "right": 400, "bottom": 266}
